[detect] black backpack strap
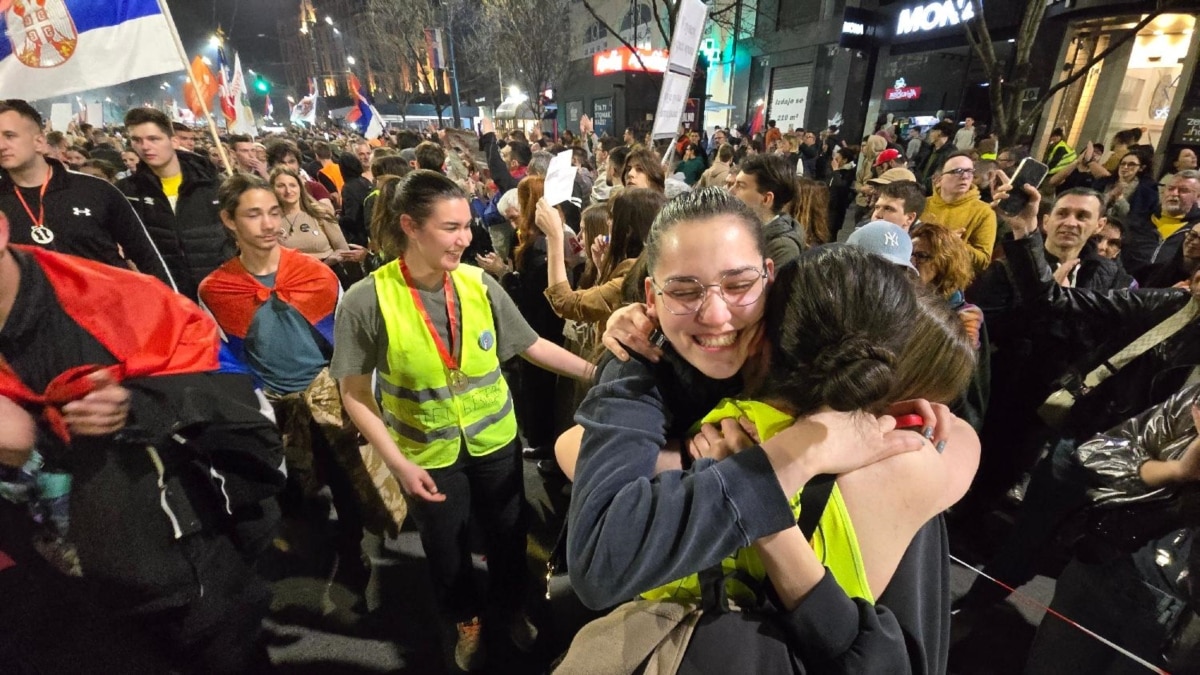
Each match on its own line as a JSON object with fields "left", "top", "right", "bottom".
{"left": 698, "top": 563, "right": 730, "bottom": 613}
{"left": 798, "top": 473, "right": 837, "bottom": 540}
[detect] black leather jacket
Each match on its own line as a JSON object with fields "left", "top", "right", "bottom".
{"left": 998, "top": 232, "right": 1195, "bottom": 437}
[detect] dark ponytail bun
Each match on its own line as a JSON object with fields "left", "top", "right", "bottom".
{"left": 761, "top": 246, "right": 915, "bottom": 416}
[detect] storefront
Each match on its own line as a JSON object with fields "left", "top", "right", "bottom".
{"left": 556, "top": 46, "right": 670, "bottom": 140}
{"left": 1039, "top": 0, "right": 1200, "bottom": 171}
{"left": 862, "top": 0, "right": 1056, "bottom": 136}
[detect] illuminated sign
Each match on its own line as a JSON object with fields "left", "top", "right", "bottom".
{"left": 593, "top": 47, "right": 670, "bottom": 76}
{"left": 896, "top": 0, "right": 975, "bottom": 36}
{"left": 885, "top": 78, "right": 922, "bottom": 100}
{"left": 842, "top": 21, "right": 865, "bottom": 35}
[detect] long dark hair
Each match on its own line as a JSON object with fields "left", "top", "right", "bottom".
{"left": 600, "top": 187, "right": 667, "bottom": 284}
{"left": 379, "top": 169, "right": 468, "bottom": 258}
{"left": 757, "top": 245, "right": 917, "bottom": 416}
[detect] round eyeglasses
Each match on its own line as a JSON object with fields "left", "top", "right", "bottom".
{"left": 650, "top": 267, "right": 769, "bottom": 315}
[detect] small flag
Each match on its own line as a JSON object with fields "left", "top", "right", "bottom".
{"left": 0, "top": 0, "right": 184, "bottom": 100}
{"left": 424, "top": 28, "right": 444, "bottom": 70}
{"left": 290, "top": 77, "right": 317, "bottom": 126}
{"left": 345, "top": 74, "right": 383, "bottom": 140}
{"left": 183, "top": 55, "right": 218, "bottom": 118}
{"left": 265, "top": 95, "right": 273, "bottom": 118}
{"left": 216, "top": 46, "right": 237, "bottom": 125}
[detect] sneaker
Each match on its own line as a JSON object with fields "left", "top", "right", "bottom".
{"left": 454, "top": 617, "right": 486, "bottom": 672}
{"left": 508, "top": 611, "right": 538, "bottom": 652}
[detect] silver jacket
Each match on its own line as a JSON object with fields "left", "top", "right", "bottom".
{"left": 1073, "top": 381, "right": 1200, "bottom": 506}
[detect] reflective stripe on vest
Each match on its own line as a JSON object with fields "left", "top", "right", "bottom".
{"left": 373, "top": 261, "right": 517, "bottom": 469}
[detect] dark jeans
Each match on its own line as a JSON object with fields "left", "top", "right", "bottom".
{"left": 960, "top": 437, "right": 1091, "bottom": 607}
{"left": 406, "top": 439, "right": 529, "bottom": 622}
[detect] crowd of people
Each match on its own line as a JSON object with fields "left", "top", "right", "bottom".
{"left": 1, "top": 91, "right": 1199, "bottom": 675}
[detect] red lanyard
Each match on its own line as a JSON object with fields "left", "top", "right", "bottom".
{"left": 13, "top": 164, "right": 52, "bottom": 229}
{"left": 399, "top": 259, "right": 460, "bottom": 370}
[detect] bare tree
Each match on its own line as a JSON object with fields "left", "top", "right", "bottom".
{"left": 580, "top": 0, "right": 743, "bottom": 55}
{"left": 963, "top": 0, "right": 1183, "bottom": 146}
{"left": 475, "top": 0, "right": 572, "bottom": 121}
{"left": 361, "top": 0, "right": 460, "bottom": 122}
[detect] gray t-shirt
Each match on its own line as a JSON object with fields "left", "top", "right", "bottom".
{"left": 331, "top": 270, "right": 538, "bottom": 379}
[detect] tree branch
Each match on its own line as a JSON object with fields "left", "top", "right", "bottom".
{"left": 581, "top": 0, "right": 648, "bottom": 72}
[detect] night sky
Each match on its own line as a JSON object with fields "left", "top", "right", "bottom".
{"left": 165, "top": 0, "right": 293, "bottom": 85}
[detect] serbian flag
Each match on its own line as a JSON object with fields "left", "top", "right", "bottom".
{"left": 183, "top": 55, "right": 218, "bottom": 118}
{"left": 0, "top": 0, "right": 183, "bottom": 100}
{"left": 216, "top": 46, "right": 237, "bottom": 125}
{"left": 345, "top": 74, "right": 383, "bottom": 140}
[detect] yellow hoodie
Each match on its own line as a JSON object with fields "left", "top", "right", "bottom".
{"left": 920, "top": 184, "right": 997, "bottom": 273}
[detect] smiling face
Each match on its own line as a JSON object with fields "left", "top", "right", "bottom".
{"left": 1043, "top": 193, "right": 1104, "bottom": 258}
{"left": 272, "top": 173, "right": 302, "bottom": 209}
{"left": 401, "top": 197, "right": 474, "bottom": 274}
{"left": 645, "top": 216, "right": 773, "bottom": 380}
{"left": 220, "top": 188, "right": 283, "bottom": 253}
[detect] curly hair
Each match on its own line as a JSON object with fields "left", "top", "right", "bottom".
{"left": 910, "top": 222, "right": 975, "bottom": 297}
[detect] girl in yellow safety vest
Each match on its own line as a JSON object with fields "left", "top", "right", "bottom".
{"left": 332, "top": 170, "right": 593, "bottom": 672}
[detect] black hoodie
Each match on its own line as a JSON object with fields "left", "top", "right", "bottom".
{"left": 118, "top": 150, "right": 235, "bottom": 300}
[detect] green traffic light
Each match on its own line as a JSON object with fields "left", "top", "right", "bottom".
{"left": 255, "top": 77, "right": 269, "bottom": 93}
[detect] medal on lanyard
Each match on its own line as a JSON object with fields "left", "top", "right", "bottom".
{"left": 399, "top": 259, "right": 470, "bottom": 395}
{"left": 14, "top": 165, "right": 54, "bottom": 245}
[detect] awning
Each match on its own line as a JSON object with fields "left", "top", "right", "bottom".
{"left": 496, "top": 98, "right": 536, "bottom": 120}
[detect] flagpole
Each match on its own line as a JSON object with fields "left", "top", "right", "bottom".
{"left": 155, "top": 0, "right": 233, "bottom": 177}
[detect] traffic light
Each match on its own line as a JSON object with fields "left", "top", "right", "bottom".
{"left": 254, "top": 75, "right": 269, "bottom": 93}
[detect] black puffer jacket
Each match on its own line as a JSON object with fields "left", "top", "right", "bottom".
{"left": 118, "top": 151, "right": 234, "bottom": 300}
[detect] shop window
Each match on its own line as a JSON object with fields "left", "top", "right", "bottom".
{"left": 1053, "top": 13, "right": 1194, "bottom": 149}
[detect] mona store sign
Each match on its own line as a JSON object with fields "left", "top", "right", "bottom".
{"left": 894, "top": 0, "right": 976, "bottom": 38}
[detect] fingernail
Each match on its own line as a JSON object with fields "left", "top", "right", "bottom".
{"left": 922, "top": 426, "right": 934, "bottom": 440}
{"left": 935, "top": 441, "right": 947, "bottom": 454}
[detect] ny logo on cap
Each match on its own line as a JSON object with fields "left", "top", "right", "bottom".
{"left": 884, "top": 232, "right": 900, "bottom": 247}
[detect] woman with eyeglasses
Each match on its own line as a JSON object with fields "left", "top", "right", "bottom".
{"left": 1094, "top": 146, "right": 1160, "bottom": 223}
{"left": 561, "top": 189, "right": 979, "bottom": 673}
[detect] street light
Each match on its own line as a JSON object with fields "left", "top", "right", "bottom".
{"left": 346, "top": 56, "right": 356, "bottom": 66}
{"left": 208, "top": 34, "right": 221, "bottom": 48}
{"left": 325, "top": 15, "right": 333, "bottom": 25}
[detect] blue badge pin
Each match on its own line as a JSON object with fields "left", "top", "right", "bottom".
{"left": 479, "top": 330, "right": 495, "bottom": 351}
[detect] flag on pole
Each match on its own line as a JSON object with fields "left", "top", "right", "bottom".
{"left": 0, "top": 0, "right": 183, "bottom": 100}
{"left": 265, "top": 95, "right": 273, "bottom": 118}
{"left": 345, "top": 74, "right": 383, "bottom": 140}
{"left": 290, "top": 77, "right": 317, "bottom": 126}
{"left": 182, "top": 55, "right": 218, "bottom": 118}
{"left": 216, "top": 46, "right": 237, "bottom": 125}
{"left": 424, "top": 28, "right": 444, "bottom": 70}
{"left": 229, "top": 51, "right": 257, "bottom": 135}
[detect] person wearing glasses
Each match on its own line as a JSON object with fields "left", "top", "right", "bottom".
{"left": 920, "top": 152, "right": 997, "bottom": 273}
{"left": 563, "top": 189, "right": 979, "bottom": 673}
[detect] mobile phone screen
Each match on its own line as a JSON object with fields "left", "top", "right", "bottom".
{"left": 998, "top": 158, "right": 1050, "bottom": 215}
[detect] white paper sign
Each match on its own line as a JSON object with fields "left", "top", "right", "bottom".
{"left": 86, "top": 102, "right": 104, "bottom": 127}
{"left": 652, "top": 72, "right": 694, "bottom": 140}
{"left": 49, "top": 103, "right": 72, "bottom": 132}
{"left": 667, "top": 0, "right": 708, "bottom": 75}
{"left": 544, "top": 150, "right": 576, "bottom": 207}
{"left": 769, "top": 86, "right": 809, "bottom": 127}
